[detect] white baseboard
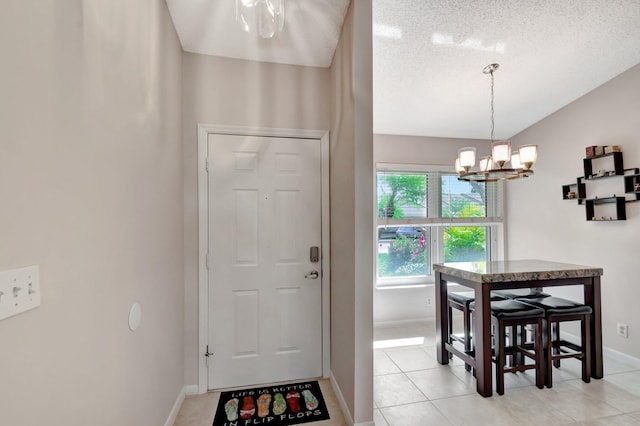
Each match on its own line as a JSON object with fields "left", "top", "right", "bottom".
{"left": 329, "top": 372, "right": 375, "bottom": 426}
{"left": 164, "top": 386, "right": 186, "bottom": 426}
{"left": 330, "top": 373, "right": 354, "bottom": 426}
{"left": 603, "top": 346, "right": 640, "bottom": 369}
{"left": 373, "top": 318, "right": 433, "bottom": 328}
{"left": 184, "top": 385, "right": 200, "bottom": 396}
{"left": 560, "top": 330, "right": 640, "bottom": 370}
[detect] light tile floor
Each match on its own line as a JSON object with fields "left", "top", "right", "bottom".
{"left": 174, "top": 320, "right": 640, "bottom": 425}
{"left": 374, "top": 320, "right": 640, "bottom": 426}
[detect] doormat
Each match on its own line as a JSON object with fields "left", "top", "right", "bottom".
{"left": 212, "top": 381, "right": 330, "bottom": 426}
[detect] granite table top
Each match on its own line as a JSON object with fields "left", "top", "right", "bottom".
{"left": 433, "top": 259, "right": 603, "bottom": 283}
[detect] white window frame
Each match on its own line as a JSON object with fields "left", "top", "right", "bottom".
{"left": 375, "top": 163, "right": 505, "bottom": 288}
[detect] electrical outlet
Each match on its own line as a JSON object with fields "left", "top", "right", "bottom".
{"left": 0, "top": 265, "right": 40, "bottom": 321}
{"left": 426, "top": 297, "right": 432, "bottom": 306}
{"left": 617, "top": 323, "right": 629, "bottom": 339}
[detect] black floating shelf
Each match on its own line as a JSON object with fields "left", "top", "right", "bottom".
{"left": 585, "top": 196, "right": 626, "bottom": 221}
{"left": 584, "top": 196, "right": 621, "bottom": 203}
{"left": 624, "top": 173, "right": 640, "bottom": 200}
{"left": 563, "top": 151, "right": 638, "bottom": 221}
{"left": 583, "top": 151, "right": 623, "bottom": 178}
{"left": 584, "top": 172, "right": 623, "bottom": 180}
{"left": 562, "top": 179, "right": 586, "bottom": 200}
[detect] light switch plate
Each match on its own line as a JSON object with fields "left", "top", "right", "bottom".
{"left": 0, "top": 265, "right": 41, "bottom": 321}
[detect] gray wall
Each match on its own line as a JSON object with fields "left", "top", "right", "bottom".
{"left": 329, "top": 1, "right": 374, "bottom": 423}
{"left": 0, "top": 1, "right": 184, "bottom": 425}
{"left": 181, "top": 53, "right": 332, "bottom": 385}
{"left": 508, "top": 63, "right": 640, "bottom": 358}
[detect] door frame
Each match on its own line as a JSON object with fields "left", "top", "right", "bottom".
{"left": 197, "top": 124, "right": 331, "bottom": 393}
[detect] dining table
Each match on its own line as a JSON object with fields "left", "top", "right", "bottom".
{"left": 434, "top": 259, "right": 603, "bottom": 397}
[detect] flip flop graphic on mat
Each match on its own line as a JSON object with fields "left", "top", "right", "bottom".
{"left": 224, "top": 398, "right": 239, "bottom": 421}
{"left": 240, "top": 396, "right": 255, "bottom": 420}
{"left": 286, "top": 391, "right": 301, "bottom": 412}
{"left": 257, "top": 394, "right": 271, "bottom": 417}
{"left": 272, "top": 393, "right": 286, "bottom": 415}
{"left": 301, "top": 390, "right": 319, "bottom": 410}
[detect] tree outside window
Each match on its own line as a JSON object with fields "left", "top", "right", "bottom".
{"left": 377, "top": 174, "right": 426, "bottom": 219}
{"left": 441, "top": 176, "right": 488, "bottom": 262}
{"left": 376, "top": 169, "right": 500, "bottom": 285}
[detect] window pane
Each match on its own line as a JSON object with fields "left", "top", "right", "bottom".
{"left": 377, "top": 227, "right": 430, "bottom": 278}
{"left": 443, "top": 226, "right": 488, "bottom": 262}
{"left": 441, "top": 174, "right": 486, "bottom": 218}
{"left": 377, "top": 172, "right": 427, "bottom": 219}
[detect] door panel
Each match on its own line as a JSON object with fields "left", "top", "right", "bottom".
{"left": 207, "top": 134, "right": 322, "bottom": 389}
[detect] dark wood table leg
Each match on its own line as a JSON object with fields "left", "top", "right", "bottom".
{"left": 474, "top": 283, "right": 493, "bottom": 397}
{"left": 586, "top": 276, "right": 603, "bottom": 378}
{"left": 435, "top": 271, "right": 449, "bottom": 364}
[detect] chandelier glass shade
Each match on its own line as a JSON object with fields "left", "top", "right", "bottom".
{"left": 236, "top": 0, "right": 285, "bottom": 39}
{"left": 456, "top": 64, "right": 538, "bottom": 182}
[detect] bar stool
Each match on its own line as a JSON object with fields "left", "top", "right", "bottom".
{"left": 518, "top": 297, "right": 592, "bottom": 388}
{"left": 447, "top": 291, "right": 504, "bottom": 371}
{"left": 491, "top": 289, "right": 550, "bottom": 365}
{"left": 470, "top": 299, "right": 545, "bottom": 395}
{"left": 492, "top": 288, "right": 551, "bottom": 299}
{"left": 447, "top": 292, "right": 475, "bottom": 370}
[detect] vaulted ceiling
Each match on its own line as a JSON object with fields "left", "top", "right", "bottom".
{"left": 167, "top": 0, "right": 640, "bottom": 140}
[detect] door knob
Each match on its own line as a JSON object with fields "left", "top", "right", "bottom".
{"left": 305, "top": 271, "right": 319, "bottom": 279}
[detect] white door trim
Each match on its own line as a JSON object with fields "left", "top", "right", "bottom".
{"left": 197, "top": 124, "right": 331, "bottom": 393}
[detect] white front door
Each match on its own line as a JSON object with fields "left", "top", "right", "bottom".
{"left": 207, "top": 133, "right": 323, "bottom": 390}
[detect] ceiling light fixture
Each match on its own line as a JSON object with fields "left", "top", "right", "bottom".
{"left": 236, "top": 0, "right": 285, "bottom": 39}
{"left": 456, "top": 64, "right": 537, "bottom": 182}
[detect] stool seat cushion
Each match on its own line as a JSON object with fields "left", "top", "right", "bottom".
{"left": 518, "top": 297, "right": 593, "bottom": 316}
{"left": 448, "top": 291, "right": 504, "bottom": 306}
{"left": 491, "top": 289, "right": 551, "bottom": 299}
{"left": 470, "top": 299, "right": 545, "bottom": 320}
{"left": 448, "top": 291, "right": 476, "bottom": 305}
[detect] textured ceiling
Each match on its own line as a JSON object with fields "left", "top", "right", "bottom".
{"left": 373, "top": 0, "right": 640, "bottom": 139}
{"left": 166, "top": 0, "right": 640, "bottom": 140}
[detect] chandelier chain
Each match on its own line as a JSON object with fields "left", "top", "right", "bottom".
{"left": 490, "top": 69, "right": 495, "bottom": 143}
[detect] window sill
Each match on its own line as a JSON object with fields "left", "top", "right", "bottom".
{"left": 375, "top": 283, "right": 433, "bottom": 290}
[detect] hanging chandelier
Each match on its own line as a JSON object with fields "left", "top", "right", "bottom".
{"left": 456, "top": 64, "right": 538, "bottom": 182}
{"left": 236, "top": 0, "right": 285, "bottom": 39}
